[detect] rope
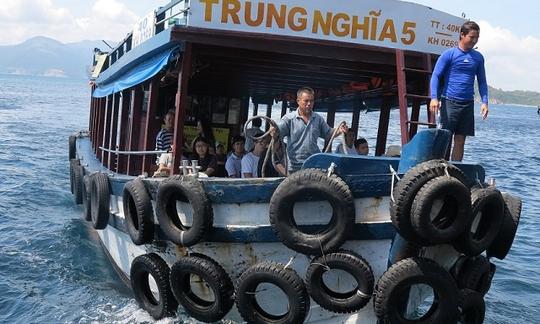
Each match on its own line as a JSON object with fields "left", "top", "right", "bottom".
{"left": 244, "top": 115, "right": 288, "bottom": 177}
{"left": 389, "top": 165, "right": 401, "bottom": 203}
{"left": 444, "top": 164, "right": 450, "bottom": 178}
{"left": 284, "top": 254, "right": 296, "bottom": 269}
{"left": 323, "top": 121, "right": 348, "bottom": 153}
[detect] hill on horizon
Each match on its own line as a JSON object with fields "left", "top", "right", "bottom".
{"left": 0, "top": 36, "right": 110, "bottom": 79}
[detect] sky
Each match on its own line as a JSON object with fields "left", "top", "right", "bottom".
{"left": 0, "top": 0, "right": 539, "bottom": 92}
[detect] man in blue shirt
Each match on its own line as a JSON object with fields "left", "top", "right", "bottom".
{"left": 270, "top": 87, "right": 347, "bottom": 173}
{"left": 430, "top": 21, "right": 489, "bottom": 161}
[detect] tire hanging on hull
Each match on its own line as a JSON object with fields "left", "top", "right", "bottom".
{"left": 122, "top": 178, "right": 154, "bottom": 245}
{"left": 374, "top": 257, "right": 459, "bottom": 324}
{"left": 390, "top": 159, "right": 468, "bottom": 243}
{"left": 458, "top": 289, "right": 485, "bottom": 324}
{"left": 156, "top": 176, "right": 213, "bottom": 247}
{"left": 169, "top": 253, "right": 234, "bottom": 322}
{"left": 236, "top": 262, "right": 310, "bottom": 324}
{"left": 269, "top": 168, "right": 355, "bottom": 255}
{"left": 410, "top": 176, "right": 471, "bottom": 245}
{"left": 90, "top": 172, "right": 110, "bottom": 229}
{"left": 487, "top": 193, "right": 522, "bottom": 259}
{"left": 82, "top": 174, "right": 92, "bottom": 221}
{"left": 130, "top": 253, "right": 178, "bottom": 320}
{"left": 305, "top": 250, "right": 374, "bottom": 313}
{"left": 453, "top": 186, "right": 505, "bottom": 256}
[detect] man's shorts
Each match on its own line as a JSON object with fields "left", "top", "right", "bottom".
{"left": 440, "top": 97, "right": 475, "bottom": 136}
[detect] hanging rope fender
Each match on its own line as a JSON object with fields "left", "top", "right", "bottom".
{"left": 323, "top": 121, "right": 349, "bottom": 154}
{"left": 244, "top": 115, "right": 288, "bottom": 177}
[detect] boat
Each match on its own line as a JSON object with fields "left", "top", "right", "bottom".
{"left": 68, "top": 0, "right": 523, "bottom": 323}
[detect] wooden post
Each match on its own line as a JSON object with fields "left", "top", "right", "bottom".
{"left": 351, "top": 97, "right": 361, "bottom": 137}
{"left": 127, "top": 88, "right": 143, "bottom": 175}
{"left": 409, "top": 99, "right": 421, "bottom": 139}
{"left": 108, "top": 93, "right": 120, "bottom": 170}
{"left": 281, "top": 100, "right": 287, "bottom": 117}
{"left": 141, "top": 79, "right": 160, "bottom": 175}
{"left": 265, "top": 100, "right": 273, "bottom": 131}
{"left": 395, "top": 49, "right": 409, "bottom": 145}
{"left": 102, "top": 94, "right": 113, "bottom": 166}
{"left": 375, "top": 95, "right": 392, "bottom": 156}
{"left": 96, "top": 97, "right": 107, "bottom": 161}
{"left": 117, "top": 89, "right": 131, "bottom": 173}
{"left": 173, "top": 42, "right": 193, "bottom": 174}
{"left": 326, "top": 100, "right": 337, "bottom": 127}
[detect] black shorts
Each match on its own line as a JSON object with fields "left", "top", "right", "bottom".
{"left": 440, "top": 97, "right": 475, "bottom": 136}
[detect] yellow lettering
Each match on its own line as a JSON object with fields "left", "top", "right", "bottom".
{"left": 288, "top": 7, "right": 307, "bottom": 31}
{"left": 245, "top": 1, "right": 264, "bottom": 26}
{"left": 312, "top": 10, "right": 332, "bottom": 35}
{"left": 199, "top": 0, "right": 219, "bottom": 22}
{"left": 332, "top": 13, "right": 350, "bottom": 37}
{"left": 266, "top": 4, "right": 286, "bottom": 28}
{"left": 221, "top": 0, "right": 241, "bottom": 24}
{"left": 401, "top": 21, "right": 416, "bottom": 45}
{"left": 351, "top": 15, "right": 369, "bottom": 39}
{"left": 370, "top": 17, "right": 378, "bottom": 40}
{"left": 378, "top": 19, "right": 397, "bottom": 42}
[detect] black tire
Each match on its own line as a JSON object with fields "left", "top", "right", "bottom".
{"left": 156, "top": 176, "right": 213, "bottom": 246}
{"left": 269, "top": 168, "right": 355, "bottom": 255}
{"left": 236, "top": 262, "right": 310, "bottom": 324}
{"left": 73, "top": 163, "right": 84, "bottom": 205}
{"left": 305, "top": 250, "right": 374, "bottom": 313}
{"left": 69, "top": 135, "right": 76, "bottom": 160}
{"left": 458, "top": 289, "right": 485, "bottom": 324}
{"left": 374, "top": 257, "right": 459, "bottom": 324}
{"left": 455, "top": 256, "right": 492, "bottom": 295}
{"left": 454, "top": 187, "right": 505, "bottom": 256}
{"left": 170, "top": 254, "right": 234, "bottom": 322}
{"left": 69, "top": 158, "right": 80, "bottom": 194}
{"left": 82, "top": 174, "right": 92, "bottom": 221}
{"left": 130, "top": 253, "right": 177, "bottom": 319}
{"left": 410, "top": 176, "right": 471, "bottom": 245}
{"left": 123, "top": 178, "right": 154, "bottom": 245}
{"left": 390, "top": 159, "right": 468, "bottom": 243}
{"left": 90, "top": 172, "right": 110, "bottom": 230}
{"left": 487, "top": 193, "right": 522, "bottom": 259}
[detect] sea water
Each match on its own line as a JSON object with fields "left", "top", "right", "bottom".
{"left": 0, "top": 74, "right": 539, "bottom": 323}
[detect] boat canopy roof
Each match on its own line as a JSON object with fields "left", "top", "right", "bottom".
{"left": 91, "top": 0, "right": 464, "bottom": 110}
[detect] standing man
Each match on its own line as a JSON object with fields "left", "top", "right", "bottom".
{"left": 429, "top": 21, "right": 489, "bottom": 161}
{"left": 270, "top": 86, "right": 347, "bottom": 173}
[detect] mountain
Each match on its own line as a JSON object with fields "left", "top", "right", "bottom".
{"left": 485, "top": 86, "right": 540, "bottom": 107}
{"left": 0, "top": 36, "right": 108, "bottom": 79}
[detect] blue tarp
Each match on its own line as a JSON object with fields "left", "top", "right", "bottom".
{"left": 92, "top": 46, "right": 180, "bottom": 98}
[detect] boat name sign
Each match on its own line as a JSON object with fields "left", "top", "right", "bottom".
{"left": 190, "top": 0, "right": 465, "bottom": 55}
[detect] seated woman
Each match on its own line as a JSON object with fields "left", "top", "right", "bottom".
{"left": 190, "top": 136, "right": 217, "bottom": 176}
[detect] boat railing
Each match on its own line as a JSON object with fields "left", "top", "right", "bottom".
{"left": 99, "top": 147, "right": 168, "bottom": 156}
{"left": 98, "top": 0, "right": 188, "bottom": 73}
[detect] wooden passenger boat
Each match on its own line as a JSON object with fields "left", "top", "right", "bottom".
{"left": 68, "top": 1, "right": 522, "bottom": 322}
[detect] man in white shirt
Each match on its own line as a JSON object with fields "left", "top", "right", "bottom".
{"left": 241, "top": 134, "right": 267, "bottom": 178}
{"left": 225, "top": 135, "right": 246, "bottom": 177}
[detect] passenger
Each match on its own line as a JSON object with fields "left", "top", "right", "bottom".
{"left": 190, "top": 137, "right": 217, "bottom": 176}
{"left": 244, "top": 117, "right": 263, "bottom": 152}
{"left": 241, "top": 132, "right": 267, "bottom": 178}
{"left": 335, "top": 129, "right": 357, "bottom": 154}
{"left": 225, "top": 135, "right": 246, "bottom": 178}
{"left": 270, "top": 86, "right": 348, "bottom": 173}
{"left": 214, "top": 142, "right": 227, "bottom": 177}
{"left": 153, "top": 110, "right": 175, "bottom": 177}
{"left": 194, "top": 117, "right": 216, "bottom": 154}
{"left": 429, "top": 21, "right": 489, "bottom": 162}
{"left": 354, "top": 137, "right": 369, "bottom": 155}
{"left": 384, "top": 145, "right": 401, "bottom": 157}
{"left": 155, "top": 110, "right": 174, "bottom": 152}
